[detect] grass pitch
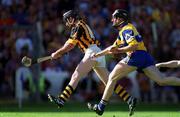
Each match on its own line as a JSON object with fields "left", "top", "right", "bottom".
{"left": 0, "top": 102, "right": 180, "bottom": 117}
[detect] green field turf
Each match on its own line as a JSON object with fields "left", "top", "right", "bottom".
{"left": 0, "top": 102, "right": 180, "bottom": 117}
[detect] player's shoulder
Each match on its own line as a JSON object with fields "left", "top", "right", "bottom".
{"left": 120, "top": 23, "right": 138, "bottom": 35}
{"left": 76, "top": 20, "right": 87, "bottom": 31}
{"left": 70, "top": 21, "right": 85, "bottom": 36}
{"left": 123, "top": 23, "right": 136, "bottom": 30}
{"left": 72, "top": 21, "right": 84, "bottom": 32}
{"left": 78, "top": 20, "right": 87, "bottom": 26}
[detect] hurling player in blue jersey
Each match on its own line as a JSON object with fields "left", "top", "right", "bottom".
{"left": 87, "top": 9, "right": 180, "bottom": 116}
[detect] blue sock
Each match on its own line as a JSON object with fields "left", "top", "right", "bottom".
{"left": 98, "top": 100, "right": 108, "bottom": 111}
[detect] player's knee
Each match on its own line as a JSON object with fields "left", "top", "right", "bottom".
{"left": 107, "top": 79, "right": 115, "bottom": 86}
{"left": 71, "top": 72, "right": 81, "bottom": 82}
{"left": 109, "top": 72, "right": 119, "bottom": 82}
{"left": 108, "top": 76, "right": 116, "bottom": 84}
{"left": 109, "top": 73, "right": 115, "bottom": 80}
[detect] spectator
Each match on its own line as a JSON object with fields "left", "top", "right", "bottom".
{"left": 15, "top": 30, "right": 33, "bottom": 55}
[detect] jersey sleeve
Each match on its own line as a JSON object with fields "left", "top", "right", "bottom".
{"left": 122, "top": 29, "right": 138, "bottom": 46}
{"left": 65, "top": 25, "right": 83, "bottom": 45}
{"left": 66, "top": 38, "right": 78, "bottom": 45}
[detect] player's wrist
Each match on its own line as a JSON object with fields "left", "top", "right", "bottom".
{"left": 51, "top": 52, "right": 57, "bottom": 59}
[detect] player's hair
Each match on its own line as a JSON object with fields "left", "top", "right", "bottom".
{"left": 63, "top": 10, "right": 81, "bottom": 22}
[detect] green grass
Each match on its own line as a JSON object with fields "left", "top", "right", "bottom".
{"left": 0, "top": 102, "right": 180, "bottom": 117}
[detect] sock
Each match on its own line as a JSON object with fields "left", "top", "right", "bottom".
{"left": 114, "top": 84, "right": 131, "bottom": 104}
{"left": 127, "top": 96, "right": 133, "bottom": 105}
{"left": 98, "top": 100, "right": 108, "bottom": 111}
{"left": 58, "top": 85, "right": 74, "bottom": 104}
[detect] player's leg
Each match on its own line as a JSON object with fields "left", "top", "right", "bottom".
{"left": 89, "top": 62, "right": 136, "bottom": 115}
{"left": 143, "top": 65, "right": 180, "bottom": 86}
{"left": 93, "top": 67, "right": 108, "bottom": 85}
{"left": 94, "top": 67, "right": 132, "bottom": 102}
{"left": 93, "top": 52, "right": 136, "bottom": 105}
{"left": 156, "top": 60, "right": 180, "bottom": 68}
{"left": 94, "top": 67, "right": 135, "bottom": 108}
{"left": 48, "top": 57, "right": 97, "bottom": 108}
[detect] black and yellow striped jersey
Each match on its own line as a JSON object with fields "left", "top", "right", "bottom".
{"left": 66, "top": 20, "right": 100, "bottom": 52}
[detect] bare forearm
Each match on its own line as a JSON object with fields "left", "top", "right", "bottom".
{"left": 52, "top": 43, "right": 74, "bottom": 59}
{"left": 55, "top": 47, "right": 69, "bottom": 56}
{"left": 95, "top": 46, "right": 113, "bottom": 57}
{"left": 95, "top": 44, "right": 138, "bottom": 57}
{"left": 114, "top": 44, "right": 138, "bottom": 53}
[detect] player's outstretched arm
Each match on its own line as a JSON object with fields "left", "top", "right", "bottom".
{"left": 93, "top": 45, "right": 115, "bottom": 58}
{"left": 115, "top": 44, "right": 138, "bottom": 53}
{"left": 156, "top": 60, "right": 180, "bottom": 68}
{"left": 51, "top": 42, "right": 75, "bottom": 59}
{"left": 94, "top": 43, "right": 138, "bottom": 58}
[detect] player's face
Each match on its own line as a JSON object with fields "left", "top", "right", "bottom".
{"left": 111, "top": 16, "right": 124, "bottom": 27}
{"left": 65, "top": 17, "right": 75, "bottom": 28}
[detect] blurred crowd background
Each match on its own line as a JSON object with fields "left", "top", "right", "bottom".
{"left": 0, "top": 0, "right": 180, "bottom": 105}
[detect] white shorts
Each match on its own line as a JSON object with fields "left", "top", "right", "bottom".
{"left": 83, "top": 44, "right": 106, "bottom": 68}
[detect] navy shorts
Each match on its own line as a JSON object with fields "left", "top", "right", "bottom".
{"left": 122, "top": 50, "right": 155, "bottom": 72}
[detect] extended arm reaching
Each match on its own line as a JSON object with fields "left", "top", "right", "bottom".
{"left": 51, "top": 42, "right": 75, "bottom": 59}
{"left": 92, "top": 45, "right": 116, "bottom": 58}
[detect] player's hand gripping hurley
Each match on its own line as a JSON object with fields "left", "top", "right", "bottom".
{"left": 21, "top": 56, "right": 52, "bottom": 67}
